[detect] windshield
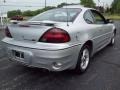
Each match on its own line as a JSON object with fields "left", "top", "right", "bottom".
{"left": 29, "top": 8, "right": 81, "bottom": 22}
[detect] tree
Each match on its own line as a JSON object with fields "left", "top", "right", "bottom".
{"left": 111, "top": 0, "right": 120, "bottom": 14}
{"left": 22, "top": 10, "right": 34, "bottom": 16}
{"left": 106, "top": 6, "right": 110, "bottom": 13}
{"left": 80, "top": 0, "right": 96, "bottom": 8}
{"left": 7, "top": 10, "right": 22, "bottom": 18}
{"left": 57, "top": 3, "right": 67, "bottom": 8}
{"left": 7, "top": 6, "right": 56, "bottom": 18}
{"left": 96, "top": 6, "right": 104, "bottom": 13}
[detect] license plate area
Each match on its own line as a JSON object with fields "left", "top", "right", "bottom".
{"left": 12, "top": 50, "right": 24, "bottom": 59}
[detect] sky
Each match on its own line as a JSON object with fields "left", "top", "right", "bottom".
{"left": 0, "top": 0, "right": 114, "bottom": 13}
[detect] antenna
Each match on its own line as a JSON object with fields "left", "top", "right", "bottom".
{"left": 66, "top": 0, "right": 69, "bottom": 26}
{"left": 45, "top": 0, "right": 46, "bottom": 8}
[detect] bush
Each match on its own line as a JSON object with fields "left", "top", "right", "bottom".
{"left": 7, "top": 6, "right": 56, "bottom": 18}
{"left": 8, "top": 10, "right": 22, "bottom": 18}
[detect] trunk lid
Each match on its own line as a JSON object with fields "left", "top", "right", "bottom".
{"left": 8, "top": 21, "right": 67, "bottom": 42}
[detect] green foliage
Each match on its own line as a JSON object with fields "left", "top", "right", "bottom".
{"left": 7, "top": 10, "right": 22, "bottom": 18}
{"left": 80, "top": 0, "right": 96, "bottom": 8}
{"left": 22, "top": 10, "right": 34, "bottom": 16}
{"left": 57, "top": 3, "right": 67, "bottom": 8}
{"left": 111, "top": 0, "right": 120, "bottom": 14}
{"left": 7, "top": 6, "right": 56, "bottom": 18}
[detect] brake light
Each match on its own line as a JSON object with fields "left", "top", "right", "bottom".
{"left": 5, "top": 27, "right": 12, "bottom": 38}
{"left": 39, "top": 28, "right": 70, "bottom": 43}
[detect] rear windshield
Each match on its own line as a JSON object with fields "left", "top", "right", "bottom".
{"left": 29, "top": 8, "right": 81, "bottom": 22}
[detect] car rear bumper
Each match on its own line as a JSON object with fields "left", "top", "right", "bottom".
{"left": 2, "top": 40, "right": 81, "bottom": 71}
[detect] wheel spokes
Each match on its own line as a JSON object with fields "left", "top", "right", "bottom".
{"left": 81, "top": 49, "right": 90, "bottom": 70}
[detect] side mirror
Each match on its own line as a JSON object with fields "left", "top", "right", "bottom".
{"left": 106, "top": 19, "right": 114, "bottom": 23}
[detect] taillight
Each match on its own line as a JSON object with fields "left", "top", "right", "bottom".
{"left": 5, "top": 27, "right": 12, "bottom": 38}
{"left": 39, "top": 28, "right": 70, "bottom": 43}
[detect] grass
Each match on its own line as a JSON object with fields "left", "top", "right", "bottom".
{"left": 104, "top": 14, "right": 120, "bottom": 20}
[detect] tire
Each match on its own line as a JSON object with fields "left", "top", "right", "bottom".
{"left": 109, "top": 32, "right": 115, "bottom": 46}
{"left": 75, "top": 45, "right": 90, "bottom": 74}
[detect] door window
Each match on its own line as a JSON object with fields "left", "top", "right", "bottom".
{"left": 90, "top": 10, "right": 106, "bottom": 24}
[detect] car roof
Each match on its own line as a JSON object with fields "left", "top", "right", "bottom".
{"left": 62, "top": 5, "right": 95, "bottom": 11}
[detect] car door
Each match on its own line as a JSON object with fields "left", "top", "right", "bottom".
{"left": 90, "top": 10, "right": 112, "bottom": 51}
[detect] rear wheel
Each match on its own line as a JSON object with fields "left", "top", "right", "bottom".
{"left": 75, "top": 45, "right": 90, "bottom": 74}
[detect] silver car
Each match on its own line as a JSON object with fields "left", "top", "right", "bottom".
{"left": 2, "top": 5, "right": 116, "bottom": 73}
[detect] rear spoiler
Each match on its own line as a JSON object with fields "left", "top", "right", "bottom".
{"left": 18, "top": 21, "right": 57, "bottom": 27}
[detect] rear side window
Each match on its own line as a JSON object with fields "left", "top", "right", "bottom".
{"left": 84, "top": 10, "right": 94, "bottom": 24}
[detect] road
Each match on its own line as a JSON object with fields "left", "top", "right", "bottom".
{"left": 0, "top": 22, "right": 120, "bottom": 90}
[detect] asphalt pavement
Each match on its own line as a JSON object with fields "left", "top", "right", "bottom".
{"left": 0, "top": 21, "right": 120, "bottom": 90}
